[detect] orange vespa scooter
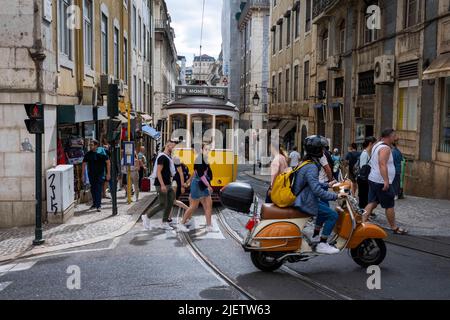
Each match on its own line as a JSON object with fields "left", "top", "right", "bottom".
{"left": 220, "top": 181, "right": 388, "bottom": 272}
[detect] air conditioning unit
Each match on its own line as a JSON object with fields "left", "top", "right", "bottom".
{"left": 99, "top": 74, "right": 114, "bottom": 95}
{"left": 374, "top": 55, "right": 395, "bottom": 84}
{"left": 327, "top": 55, "right": 341, "bottom": 71}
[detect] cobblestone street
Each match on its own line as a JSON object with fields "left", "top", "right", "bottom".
{"left": 0, "top": 190, "right": 156, "bottom": 262}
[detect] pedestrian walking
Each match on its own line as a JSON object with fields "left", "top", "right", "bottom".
{"left": 129, "top": 152, "right": 141, "bottom": 202}
{"left": 331, "top": 148, "right": 342, "bottom": 181}
{"left": 363, "top": 129, "right": 408, "bottom": 235}
{"left": 172, "top": 156, "right": 190, "bottom": 211}
{"left": 82, "top": 139, "right": 111, "bottom": 212}
{"left": 392, "top": 140, "right": 404, "bottom": 200}
{"left": 138, "top": 146, "right": 147, "bottom": 191}
{"left": 344, "top": 143, "right": 361, "bottom": 195}
{"left": 266, "top": 144, "right": 289, "bottom": 203}
{"left": 178, "top": 143, "right": 215, "bottom": 233}
{"left": 357, "top": 136, "right": 377, "bottom": 209}
{"left": 141, "top": 140, "right": 177, "bottom": 231}
{"left": 288, "top": 147, "right": 301, "bottom": 168}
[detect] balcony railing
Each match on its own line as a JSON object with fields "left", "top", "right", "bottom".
{"left": 313, "top": 0, "right": 339, "bottom": 19}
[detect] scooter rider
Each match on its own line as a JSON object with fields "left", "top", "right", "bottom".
{"left": 292, "top": 135, "right": 347, "bottom": 254}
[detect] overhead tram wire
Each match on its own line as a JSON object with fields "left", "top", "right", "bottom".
{"left": 199, "top": 0, "right": 206, "bottom": 84}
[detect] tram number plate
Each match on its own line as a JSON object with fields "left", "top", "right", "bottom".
{"left": 197, "top": 109, "right": 206, "bottom": 113}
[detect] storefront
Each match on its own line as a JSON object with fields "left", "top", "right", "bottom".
{"left": 56, "top": 105, "right": 109, "bottom": 202}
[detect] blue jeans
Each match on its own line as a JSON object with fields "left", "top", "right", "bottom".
{"left": 316, "top": 200, "right": 338, "bottom": 237}
{"left": 90, "top": 178, "right": 104, "bottom": 209}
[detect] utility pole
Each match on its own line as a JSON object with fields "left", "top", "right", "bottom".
{"left": 108, "top": 84, "right": 120, "bottom": 216}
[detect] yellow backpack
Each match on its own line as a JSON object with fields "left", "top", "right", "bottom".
{"left": 270, "top": 161, "right": 312, "bottom": 208}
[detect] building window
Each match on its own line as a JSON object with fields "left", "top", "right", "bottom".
{"left": 272, "top": 28, "right": 276, "bottom": 55}
{"left": 285, "top": 68, "right": 290, "bottom": 102}
{"left": 295, "top": 4, "right": 300, "bottom": 38}
{"left": 83, "top": 0, "right": 93, "bottom": 68}
{"left": 318, "top": 81, "right": 327, "bottom": 100}
{"left": 133, "top": 75, "right": 137, "bottom": 107}
{"left": 286, "top": 14, "right": 291, "bottom": 46}
{"left": 294, "top": 65, "right": 299, "bottom": 101}
{"left": 147, "top": 30, "right": 150, "bottom": 62}
{"left": 358, "top": 71, "right": 375, "bottom": 95}
{"left": 143, "top": 28, "right": 147, "bottom": 60}
{"left": 321, "top": 30, "right": 329, "bottom": 62}
{"left": 278, "top": 72, "right": 282, "bottom": 103}
{"left": 124, "top": 37, "right": 128, "bottom": 83}
{"left": 59, "top": 0, "right": 73, "bottom": 59}
{"left": 364, "top": 3, "right": 379, "bottom": 44}
{"left": 397, "top": 79, "right": 418, "bottom": 131}
{"left": 305, "top": 0, "right": 311, "bottom": 33}
{"left": 272, "top": 75, "right": 276, "bottom": 103}
{"left": 273, "top": 0, "right": 276, "bottom": 6}
{"left": 279, "top": 21, "right": 283, "bottom": 50}
{"left": 405, "top": 0, "right": 421, "bottom": 28}
{"left": 138, "top": 15, "right": 142, "bottom": 53}
{"left": 132, "top": 5, "right": 136, "bottom": 48}
{"left": 441, "top": 77, "right": 450, "bottom": 153}
{"left": 334, "top": 77, "right": 344, "bottom": 97}
{"left": 338, "top": 20, "right": 346, "bottom": 54}
{"left": 139, "top": 78, "right": 143, "bottom": 110}
{"left": 101, "top": 13, "right": 108, "bottom": 74}
{"left": 114, "top": 27, "right": 119, "bottom": 79}
{"left": 304, "top": 61, "right": 310, "bottom": 100}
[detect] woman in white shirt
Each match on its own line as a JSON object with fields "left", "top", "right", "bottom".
{"left": 357, "top": 136, "right": 377, "bottom": 209}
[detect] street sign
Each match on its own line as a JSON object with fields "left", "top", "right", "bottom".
{"left": 123, "top": 141, "right": 135, "bottom": 166}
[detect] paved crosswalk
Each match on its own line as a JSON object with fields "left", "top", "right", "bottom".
{"left": 0, "top": 261, "right": 37, "bottom": 292}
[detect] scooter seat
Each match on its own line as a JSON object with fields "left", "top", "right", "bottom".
{"left": 261, "top": 203, "right": 312, "bottom": 220}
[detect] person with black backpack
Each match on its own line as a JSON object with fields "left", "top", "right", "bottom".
{"left": 357, "top": 137, "right": 377, "bottom": 209}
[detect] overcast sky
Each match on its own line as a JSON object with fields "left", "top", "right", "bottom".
{"left": 166, "top": 0, "right": 223, "bottom": 66}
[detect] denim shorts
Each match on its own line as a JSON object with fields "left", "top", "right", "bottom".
{"left": 190, "top": 177, "right": 211, "bottom": 200}
{"left": 368, "top": 181, "right": 395, "bottom": 209}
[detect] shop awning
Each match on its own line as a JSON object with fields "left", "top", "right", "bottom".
{"left": 57, "top": 105, "right": 93, "bottom": 124}
{"left": 140, "top": 113, "right": 152, "bottom": 123}
{"left": 142, "top": 124, "right": 161, "bottom": 140}
{"left": 279, "top": 120, "right": 297, "bottom": 137}
{"left": 423, "top": 53, "right": 450, "bottom": 79}
{"left": 95, "top": 106, "right": 109, "bottom": 121}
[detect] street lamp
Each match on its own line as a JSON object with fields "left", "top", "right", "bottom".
{"left": 252, "top": 86, "right": 260, "bottom": 175}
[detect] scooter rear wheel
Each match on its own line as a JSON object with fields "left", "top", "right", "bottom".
{"left": 351, "top": 238, "right": 386, "bottom": 268}
{"left": 250, "top": 251, "right": 283, "bottom": 272}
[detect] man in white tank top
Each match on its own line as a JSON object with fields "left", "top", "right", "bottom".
{"left": 363, "top": 129, "right": 408, "bottom": 235}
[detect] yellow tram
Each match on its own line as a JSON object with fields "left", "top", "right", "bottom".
{"left": 163, "top": 86, "right": 239, "bottom": 201}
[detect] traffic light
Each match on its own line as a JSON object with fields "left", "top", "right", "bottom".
{"left": 108, "top": 118, "right": 122, "bottom": 143}
{"left": 24, "top": 103, "right": 44, "bottom": 134}
{"left": 107, "top": 84, "right": 119, "bottom": 118}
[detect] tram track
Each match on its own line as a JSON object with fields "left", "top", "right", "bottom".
{"left": 214, "top": 207, "right": 353, "bottom": 301}
{"left": 176, "top": 209, "right": 256, "bottom": 300}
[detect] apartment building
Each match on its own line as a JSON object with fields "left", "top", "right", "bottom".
{"left": 269, "top": 0, "right": 314, "bottom": 152}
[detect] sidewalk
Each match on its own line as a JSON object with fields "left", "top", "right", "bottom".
{"left": 244, "top": 171, "right": 450, "bottom": 236}
{"left": 0, "top": 189, "right": 157, "bottom": 262}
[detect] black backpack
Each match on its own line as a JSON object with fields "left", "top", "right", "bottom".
{"left": 181, "top": 163, "right": 191, "bottom": 182}
{"left": 357, "top": 143, "right": 388, "bottom": 181}
{"left": 324, "top": 149, "right": 334, "bottom": 172}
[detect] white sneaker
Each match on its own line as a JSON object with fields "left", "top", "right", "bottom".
{"left": 159, "top": 222, "right": 174, "bottom": 231}
{"left": 205, "top": 225, "right": 217, "bottom": 233}
{"left": 141, "top": 215, "right": 151, "bottom": 230}
{"left": 311, "top": 235, "right": 321, "bottom": 243}
{"left": 315, "top": 242, "right": 340, "bottom": 255}
{"left": 185, "top": 219, "right": 194, "bottom": 227}
{"left": 177, "top": 224, "right": 190, "bottom": 232}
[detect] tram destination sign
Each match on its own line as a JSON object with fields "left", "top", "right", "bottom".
{"left": 176, "top": 86, "right": 228, "bottom": 100}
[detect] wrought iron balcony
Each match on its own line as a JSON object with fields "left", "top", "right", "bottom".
{"left": 313, "top": 0, "right": 339, "bottom": 20}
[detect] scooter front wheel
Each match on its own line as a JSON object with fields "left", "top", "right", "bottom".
{"left": 250, "top": 251, "right": 283, "bottom": 272}
{"left": 351, "top": 238, "right": 387, "bottom": 268}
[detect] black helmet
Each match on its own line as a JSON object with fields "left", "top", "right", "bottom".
{"left": 304, "top": 135, "right": 324, "bottom": 158}
{"left": 320, "top": 136, "right": 329, "bottom": 148}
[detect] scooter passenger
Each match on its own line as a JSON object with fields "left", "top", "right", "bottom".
{"left": 292, "top": 135, "right": 346, "bottom": 254}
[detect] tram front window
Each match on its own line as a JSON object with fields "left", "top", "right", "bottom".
{"left": 191, "top": 114, "right": 213, "bottom": 147}
{"left": 170, "top": 114, "right": 187, "bottom": 148}
{"left": 215, "top": 116, "right": 233, "bottom": 150}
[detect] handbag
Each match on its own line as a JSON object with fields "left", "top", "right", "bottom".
{"left": 197, "top": 168, "right": 211, "bottom": 191}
